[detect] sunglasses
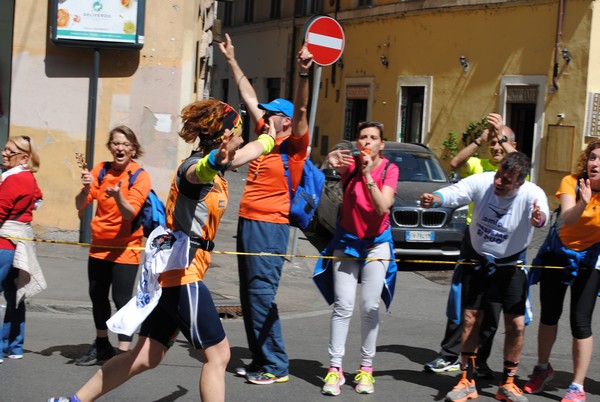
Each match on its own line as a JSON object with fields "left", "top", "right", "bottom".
{"left": 264, "top": 111, "right": 287, "bottom": 119}
{"left": 2, "top": 148, "right": 23, "bottom": 158}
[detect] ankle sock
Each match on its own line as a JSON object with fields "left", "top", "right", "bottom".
{"left": 537, "top": 362, "right": 548, "bottom": 370}
{"left": 359, "top": 365, "right": 372, "bottom": 373}
{"left": 569, "top": 382, "right": 584, "bottom": 391}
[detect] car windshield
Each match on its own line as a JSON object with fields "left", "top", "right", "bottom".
{"left": 382, "top": 150, "right": 448, "bottom": 183}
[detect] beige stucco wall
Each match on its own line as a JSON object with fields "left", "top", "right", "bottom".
{"left": 9, "top": 0, "right": 212, "bottom": 239}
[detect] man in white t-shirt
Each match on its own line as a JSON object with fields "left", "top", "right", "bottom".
{"left": 421, "top": 152, "right": 549, "bottom": 402}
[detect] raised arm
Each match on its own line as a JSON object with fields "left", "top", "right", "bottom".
{"left": 292, "top": 44, "right": 313, "bottom": 137}
{"left": 561, "top": 177, "right": 592, "bottom": 226}
{"left": 488, "top": 113, "right": 517, "bottom": 154}
{"left": 218, "top": 33, "right": 262, "bottom": 123}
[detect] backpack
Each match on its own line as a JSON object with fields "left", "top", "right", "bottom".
{"left": 98, "top": 163, "right": 166, "bottom": 237}
{"left": 280, "top": 143, "right": 325, "bottom": 230}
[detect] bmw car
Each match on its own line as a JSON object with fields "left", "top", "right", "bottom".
{"left": 316, "top": 141, "right": 468, "bottom": 257}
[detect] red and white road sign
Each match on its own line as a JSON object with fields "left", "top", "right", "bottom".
{"left": 304, "top": 16, "right": 345, "bottom": 66}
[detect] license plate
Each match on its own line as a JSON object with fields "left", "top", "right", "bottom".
{"left": 406, "top": 231, "right": 434, "bottom": 242}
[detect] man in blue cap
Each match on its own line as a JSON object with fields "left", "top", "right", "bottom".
{"left": 219, "top": 34, "right": 313, "bottom": 385}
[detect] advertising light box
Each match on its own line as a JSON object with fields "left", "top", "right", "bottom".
{"left": 50, "top": 0, "right": 145, "bottom": 49}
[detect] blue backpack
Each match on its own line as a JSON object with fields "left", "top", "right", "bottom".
{"left": 98, "top": 163, "right": 166, "bottom": 237}
{"left": 281, "top": 143, "right": 325, "bottom": 230}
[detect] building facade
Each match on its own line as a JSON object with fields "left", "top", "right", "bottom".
{"left": 2, "top": 0, "right": 217, "bottom": 238}
{"left": 212, "top": 0, "right": 600, "bottom": 208}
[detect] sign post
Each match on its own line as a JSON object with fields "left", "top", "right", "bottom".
{"left": 290, "top": 16, "right": 345, "bottom": 262}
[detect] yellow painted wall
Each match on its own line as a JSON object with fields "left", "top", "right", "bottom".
{"left": 9, "top": 1, "right": 209, "bottom": 239}
{"left": 312, "top": 0, "right": 595, "bottom": 202}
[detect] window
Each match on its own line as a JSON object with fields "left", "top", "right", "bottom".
{"left": 270, "top": 0, "right": 281, "bottom": 19}
{"left": 295, "top": 0, "right": 323, "bottom": 17}
{"left": 267, "top": 78, "right": 281, "bottom": 102}
{"left": 396, "top": 76, "right": 432, "bottom": 143}
{"left": 358, "top": 0, "right": 373, "bottom": 6}
{"left": 222, "top": 2, "right": 233, "bottom": 27}
{"left": 222, "top": 79, "right": 229, "bottom": 104}
{"left": 244, "top": 0, "right": 254, "bottom": 23}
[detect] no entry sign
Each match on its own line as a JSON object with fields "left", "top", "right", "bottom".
{"left": 304, "top": 16, "right": 345, "bottom": 66}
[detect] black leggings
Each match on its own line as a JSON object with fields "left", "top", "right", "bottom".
{"left": 539, "top": 254, "right": 600, "bottom": 339}
{"left": 88, "top": 257, "right": 139, "bottom": 342}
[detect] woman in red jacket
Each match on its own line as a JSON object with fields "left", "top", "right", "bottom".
{"left": 0, "top": 135, "right": 43, "bottom": 362}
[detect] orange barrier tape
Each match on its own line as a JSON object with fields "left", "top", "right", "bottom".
{"left": 4, "top": 236, "right": 572, "bottom": 270}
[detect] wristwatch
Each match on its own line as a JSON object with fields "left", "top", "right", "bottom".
{"left": 498, "top": 135, "right": 508, "bottom": 144}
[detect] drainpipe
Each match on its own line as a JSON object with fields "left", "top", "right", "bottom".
{"left": 553, "top": 0, "right": 565, "bottom": 90}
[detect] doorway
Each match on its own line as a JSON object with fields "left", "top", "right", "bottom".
{"left": 400, "top": 86, "right": 424, "bottom": 143}
{"left": 507, "top": 102, "right": 535, "bottom": 160}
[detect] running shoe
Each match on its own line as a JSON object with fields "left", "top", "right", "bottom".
{"left": 47, "top": 398, "right": 71, "bottom": 402}
{"left": 75, "top": 341, "right": 116, "bottom": 366}
{"left": 524, "top": 363, "right": 554, "bottom": 394}
{"left": 495, "top": 382, "right": 528, "bottom": 402}
{"left": 424, "top": 356, "right": 461, "bottom": 373}
{"left": 354, "top": 368, "right": 375, "bottom": 394}
{"left": 246, "top": 372, "right": 289, "bottom": 385}
{"left": 235, "top": 362, "right": 262, "bottom": 377}
{"left": 8, "top": 354, "right": 23, "bottom": 360}
{"left": 561, "top": 384, "right": 586, "bottom": 402}
{"left": 445, "top": 378, "right": 478, "bottom": 402}
{"left": 322, "top": 367, "right": 345, "bottom": 396}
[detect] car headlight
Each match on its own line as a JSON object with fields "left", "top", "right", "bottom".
{"left": 451, "top": 205, "right": 469, "bottom": 222}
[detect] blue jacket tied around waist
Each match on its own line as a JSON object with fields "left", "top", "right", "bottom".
{"left": 312, "top": 225, "right": 397, "bottom": 310}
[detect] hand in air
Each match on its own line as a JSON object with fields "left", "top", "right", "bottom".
{"left": 81, "top": 168, "right": 94, "bottom": 188}
{"left": 530, "top": 199, "right": 545, "bottom": 227}
{"left": 218, "top": 33, "right": 236, "bottom": 63}
{"left": 105, "top": 180, "right": 122, "bottom": 199}
{"left": 579, "top": 177, "right": 592, "bottom": 205}
{"left": 215, "top": 128, "right": 244, "bottom": 167}
{"left": 328, "top": 149, "right": 353, "bottom": 169}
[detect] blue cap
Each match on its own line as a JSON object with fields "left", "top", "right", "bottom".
{"left": 258, "top": 98, "right": 294, "bottom": 118}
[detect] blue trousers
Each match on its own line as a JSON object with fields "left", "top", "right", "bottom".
{"left": 237, "top": 218, "right": 289, "bottom": 377}
{"left": 3, "top": 264, "right": 25, "bottom": 356}
{"left": 0, "top": 248, "right": 13, "bottom": 293}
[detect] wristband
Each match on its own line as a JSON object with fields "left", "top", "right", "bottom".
{"left": 432, "top": 201, "right": 440, "bottom": 208}
{"left": 257, "top": 134, "right": 275, "bottom": 155}
{"left": 207, "top": 149, "right": 228, "bottom": 171}
{"left": 471, "top": 138, "right": 481, "bottom": 147}
{"left": 299, "top": 72, "right": 309, "bottom": 78}
{"left": 195, "top": 154, "right": 219, "bottom": 183}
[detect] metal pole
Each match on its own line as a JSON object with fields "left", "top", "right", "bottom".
{"left": 79, "top": 48, "right": 100, "bottom": 243}
{"left": 290, "top": 65, "right": 322, "bottom": 262}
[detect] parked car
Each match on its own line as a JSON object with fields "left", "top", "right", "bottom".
{"left": 316, "top": 141, "right": 468, "bottom": 257}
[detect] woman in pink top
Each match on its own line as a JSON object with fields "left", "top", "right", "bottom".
{"left": 314, "top": 122, "right": 399, "bottom": 396}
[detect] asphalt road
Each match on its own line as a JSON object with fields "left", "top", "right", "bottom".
{"left": 1, "top": 165, "right": 597, "bottom": 402}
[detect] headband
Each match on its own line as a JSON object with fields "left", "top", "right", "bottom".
{"left": 198, "top": 103, "right": 242, "bottom": 148}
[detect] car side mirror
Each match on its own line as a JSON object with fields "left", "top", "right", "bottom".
{"left": 323, "top": 168, "right": 341, "bottom": 181}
